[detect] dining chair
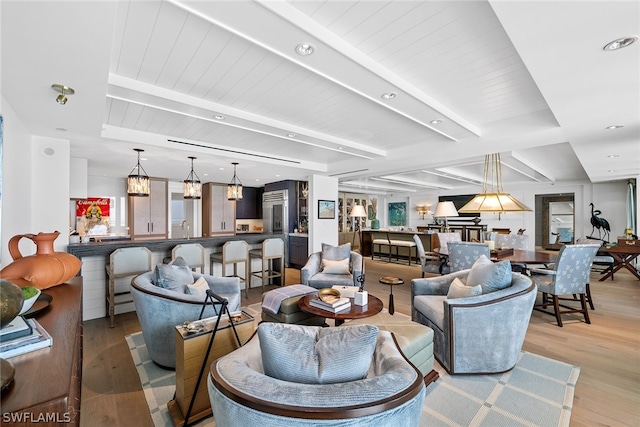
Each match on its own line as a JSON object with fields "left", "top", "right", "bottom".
{"left": 530, "top": 244, "right": 600, "bottom": 327}
{"left": 435, "top": 232, "right": 461, "bottom": 256}
{"left": 447, "top": 241, "right": 491, "bottom": 272}
{"left": 412, "top": 234, "right": 447, "bottom": 276}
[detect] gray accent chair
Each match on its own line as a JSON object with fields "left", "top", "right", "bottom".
{"left": 447, "top": 241, "right": 490, "bottom": 272}
{"left": 413, "top": 234, "right": 446, "bottom": 276}
{"left": 207, "top": 327, "right": 426, "bottom": 426}
{"left": 530, "top": 244, "right": 600, "bottom": 326}
{"left": 411, "top": 271, "right": 536, "bottom": 374}
{"left": 301, "top": 251, "right": 364, "bottom": 289}
{"left": 131, "top": 271, "right": 242, "bottom": 369}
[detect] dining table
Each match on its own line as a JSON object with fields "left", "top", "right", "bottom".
{"left": 597, "top": 242, "right": 640, "bottom": 281}
{"left": 490, "top": 249, "right": 556, "bottom": 265}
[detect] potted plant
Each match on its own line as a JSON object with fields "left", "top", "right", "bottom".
{"left": 368, "top": 198, "right": 380, "bottom": 229}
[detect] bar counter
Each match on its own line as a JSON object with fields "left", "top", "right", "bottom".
{"left": 67, "top": 233, "right": 285, "bottom": 321}
{"left": 67, "top": 233, "right": 284, "bottom": 259}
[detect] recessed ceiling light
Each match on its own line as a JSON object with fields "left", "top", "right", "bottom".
{"left": 219, "top": 167, "right": 225, "bottom": 171}
{"left": 275, "top": 174, "right": 280, "bottom": 177}
{"left": 287, "top": 133, "right": 297, "bottom": 138}
{"left": 607, "top": 154, "right": 620, "bottom": 158}
{"left": 603, "top": 37, "right": 637, "bottom": 51}
{"left": 203, "top": 173, "right": 209, "bottom": 176}
{"left": 214, "top": 114, "right": 225, "bottom": 120}
{"left": 381, "top": 92, "right": 396, "bottom": 99}
{"left": 295, "top": 43, "right": 315, "bottom": 56}
{"left": 55, "top": 127, "right": 67, "bottom": 132}
{"left": 608, "top": 170, "right": 617, "bottom": 173}
{"left": 338, "top": 146, "right": 344, "bottom": 150}
{"left": 430, "top": 119, "right": 443, "bottom": 125}
{"left": 605, "top": 124, "right": 624, "bottom": 129}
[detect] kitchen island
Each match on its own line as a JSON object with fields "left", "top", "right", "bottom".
{"left": 67, "top": 233, "right": 285, "bottom": 321}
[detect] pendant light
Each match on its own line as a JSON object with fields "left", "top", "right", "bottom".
{"left": 127, "top": 148, "right": 150, "bottom": 197}
{"left": 459, "top": 153, "right": 532, "bottom": 217}
{"left": 183, "top": 156, "right": 202, "bottom": 199}
{"left": 227, "top": 162, "right": 243, "bottom": 200}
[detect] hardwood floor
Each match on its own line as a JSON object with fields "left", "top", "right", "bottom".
{"left": 80, "top": 259, "right": 640, "bottom": 426}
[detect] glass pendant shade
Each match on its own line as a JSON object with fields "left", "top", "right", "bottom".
{"left": 127, "top": 148, "right": 150, "bottom": 197}
{"left": 227, "top": 162, "right": 243, "bottom": 200}
{"left": 459, "top": 153, "right": 532, "bottom": 214}
{"left": 183, "top": 156, "right": 202, "bottom": 199}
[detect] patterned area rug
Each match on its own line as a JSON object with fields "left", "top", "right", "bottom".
{"left": 125, "top": 303, "right": 579, "bottom": 427}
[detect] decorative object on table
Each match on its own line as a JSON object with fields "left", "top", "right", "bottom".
{"left": 0, "top": 280, "right": 24, "bottom": 327}
{"left": 368, "top": 197, "right": 379, "bottom": 229}
{"left": 0, "top": 231, "right": 82, "bottom": 289}
{"left": 227, "top": 162, "right": 243, "bottom": 200}
{"left": 589, "top": 203, "right": 611, "bottom": 241}
{"left": 0, "top": 317, "right": 53, "bottom": 359}
{"left": 1, "top": 358, "right": 15, "bottom": 392}
{"left": 434, "top": 201, "right": 459, "bottom": 232}
{"left": 318, "top": 287, "right": 341, "bottom": 302}
{"left": 388, "top": 202, "right": 407, "bottom": 226}
{"left": 458, "top": 153, "right": 532, "bottom": 219}
{"left": 18, "top": 286, "right": 40, "bottom": 315}
{"left": 311, "top": 289, "right": 351, "bottom": 312}
{"left": 354, "top": 289, "right": 368, "bottom": 306}
{"left": 0, "top": 315, "right": 32, "bottom": 342}
{"left": 318, "top": 199, "right": 336, "bottom": 219}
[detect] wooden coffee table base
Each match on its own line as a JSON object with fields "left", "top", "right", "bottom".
{"left": 298, "top": 294, "right": 383, "bottom": 326}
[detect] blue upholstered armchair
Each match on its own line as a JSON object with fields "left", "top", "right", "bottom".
{"left": 301, "top": 243, "right": 363, "bottom": 289}
{"left": 131, "top": 271, "right": 241, "bottom": 368}
{"left": 207, "top": 323, "right": 426, "bottom": 426}
{"left": 411, "top": 269, "right": 536, "bottom": 374}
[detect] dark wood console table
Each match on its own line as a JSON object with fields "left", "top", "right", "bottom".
{"left": 1, "top": 277, "right": 82, "bottom": 426}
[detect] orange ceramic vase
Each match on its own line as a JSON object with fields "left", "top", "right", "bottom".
{"left": 0, "top": 231, "right": 82, "bottom": 289}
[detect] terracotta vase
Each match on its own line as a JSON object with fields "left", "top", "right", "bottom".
{"left": 0, "top": 231, "right": 82, "bottom": 290}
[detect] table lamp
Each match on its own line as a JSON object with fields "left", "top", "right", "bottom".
{"left": 434, "top": 201, "right": 459, "bottom": 232}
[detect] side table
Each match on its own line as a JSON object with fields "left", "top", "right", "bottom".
{"left": 379, "top": 276, "right": 404, "bottom": 315}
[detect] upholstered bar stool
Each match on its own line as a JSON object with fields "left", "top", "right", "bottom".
{"left": 170, "top": 243, "right": 205, "bottom": 273}
{"left": 371, "top": 231, "right": 392, "bottom": 261}
{"left": 210, "top": 240, "right": 250, "bottom": 298}
{"left": 105, "top": 247, "right": 152, "bottom": 328}
{"left": 249, "top": 238, "right": 285, "bottom": 293}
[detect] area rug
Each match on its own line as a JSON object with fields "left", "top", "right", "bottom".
{"left": 126, "top": 304, "right": 579, "bottom": 427}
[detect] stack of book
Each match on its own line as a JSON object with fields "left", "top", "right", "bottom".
{"left": 309, "top": 295, "right": 351, "bottom": 313}
{"left": 0, "top": 317, "right": 53, "bottom": 359}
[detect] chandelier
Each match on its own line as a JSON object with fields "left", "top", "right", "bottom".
{"left": 227, "top": 162, "right": 243, "bottom": 200}
{"left": 183, "top": 156, "right": 201, "bottom": 199}
{"left": 459, "top": 153, "right": 532, "bottom": 216}
{"left": 127, "top": 148, "right": 150, "bottom": 197}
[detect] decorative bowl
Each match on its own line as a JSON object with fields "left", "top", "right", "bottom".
{"left": 318, "top": 287, "right": 341, "bottom": 303}
{"left": 19, "top": 287, "right": 41, "bottom": 315}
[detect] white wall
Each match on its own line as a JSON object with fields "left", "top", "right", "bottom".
{"left": 308, "top": 174, "right": 339, "bottom": 253}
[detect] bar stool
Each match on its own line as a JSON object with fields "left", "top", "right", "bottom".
{"left": 210, "top": 240, "right": 250, "bottom": 298}
{"left": 249, "top": 238, "right": 285, "bottom": 293}
{"left": 105, "top": 247, "right": 152, "bottom": 328}
{"left": 371, "top": 231, "right": 392, "bottom": 261}
{"left": 168, "top": 243, "right": 205, "bottom": 273}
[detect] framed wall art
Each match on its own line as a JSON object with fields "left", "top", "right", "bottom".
{"left": 318, "top": 200, "right": 336, "bottom": 219}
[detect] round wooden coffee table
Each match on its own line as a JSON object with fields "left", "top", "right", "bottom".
{"left": 378, "top": 276, "right": 404, "bottom": 315}
{"left": 298, "top": 294, "right": 383, "bottom": 326}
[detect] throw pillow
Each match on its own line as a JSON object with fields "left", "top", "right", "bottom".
{"left": 447, "top": 277, "right": 482, "bottom": 299}
{"left": 321, "top": 258, "right": 350, "bottom": 274}
{"left": 186, "top": 277, "right": 209, "bottom": 299}
{"left": 321, "top": 242, "right": 351, "bottom": 261}
{"left": 466, "top": 255, "right": 512, "bottom": 294}
{"left": 258, "top": 323, "right": 378, "bottom": 384}
{"left": 153, "top": 256, "right": 194, "bottom": 291}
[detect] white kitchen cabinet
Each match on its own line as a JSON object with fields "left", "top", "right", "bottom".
{"left": 203, "top": 183, "right": 236, "bottom": 236}
{"left": 128, "top": 178, "right": 168, "bottom": 239}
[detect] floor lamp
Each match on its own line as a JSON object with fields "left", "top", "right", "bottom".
{"left": 434, "top": 201, "right": 459, "bottom": 232}
{"left": 350, "top": 204, "right": 367, "bottom": 251}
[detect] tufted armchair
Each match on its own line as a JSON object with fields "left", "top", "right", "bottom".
{"left": 207, "top": 323, "right": 426, "bottom": 426}
{"left": 412, "top": 267, "right": 536, "bottom": 374}
{"left": 131, "top": 271, "right": 241, "bottom": 368}
{"left": 301, "top": 243, "right": 363, "bottom": 289}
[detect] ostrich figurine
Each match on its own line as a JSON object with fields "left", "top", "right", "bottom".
{"left": 589, "top": 203, "right": 611, "bottom": 242}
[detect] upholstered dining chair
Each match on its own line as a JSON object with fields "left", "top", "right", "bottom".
{"left": 530, "top": 244, "right": 600, "bottom": 327}
{"left": 413, "top": 234, "right": 447, "bottom": 276}
{"left": 447, "top": 241, "right": 491, "bottom": 272}
{"left": 496, "top": 234, "right": 529, "bottom": 250}
{"left": 576, "top": 237, "right": 614, "bottom": 285}
{"left": 435, "top": 232, "right": 462, "bottom": 255}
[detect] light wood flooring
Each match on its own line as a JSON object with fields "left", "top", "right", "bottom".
{"left": 80, "top": 258, "right": 640, "bottom": 427}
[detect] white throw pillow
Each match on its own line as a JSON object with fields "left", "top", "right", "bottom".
{"left": 321, "top": 258, "right": 350, "bottom": 274}
{"left": 447, "top": 277, "right": 482, "bottom": 299}
{"left": 186, "top": 277, "right": 209, "bottom": 298}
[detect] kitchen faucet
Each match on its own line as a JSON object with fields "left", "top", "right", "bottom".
{"left": 181, "top": 220, "right": 190, "bottom": 240}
